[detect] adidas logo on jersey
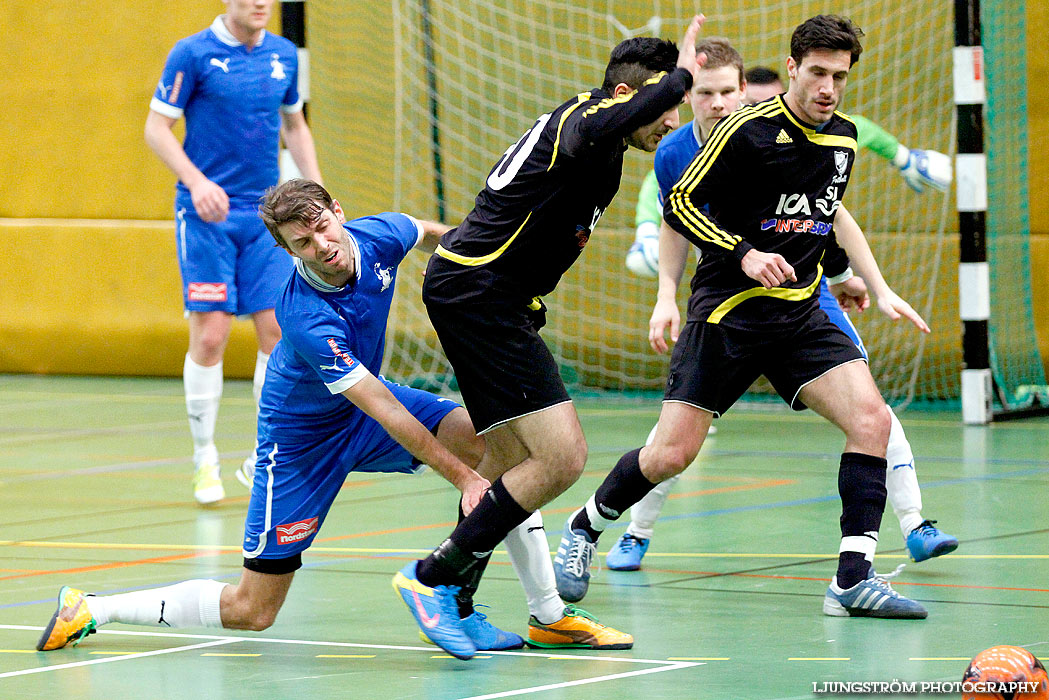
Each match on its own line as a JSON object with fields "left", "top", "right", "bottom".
{"left": 776, "top": 129, "right": 793, "bottom": 144}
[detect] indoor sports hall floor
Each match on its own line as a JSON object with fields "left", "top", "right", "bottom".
{"left": 1, "top": 374, "right": 1047, "bottom": 699}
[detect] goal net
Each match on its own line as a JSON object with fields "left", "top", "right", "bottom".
{"left": 308, "top": 0, "right": 1044, "bottom": 408}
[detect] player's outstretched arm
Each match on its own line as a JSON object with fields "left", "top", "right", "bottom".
{"left": 342, "top": 374, "right": 490, "bottom": 513}
{"left": 676, "top": 15, "right": 708, "bottom": 82}
{"left": 145, "top": 110, "right": 229, "bottom": 223}
{"left": 649, "top": 221, "right": 689, "bottom": 353}
{"left": 833, "top": 205, "right": 930, "bottom": 333}
{"left": 414, "top": 219, "right": 454, "bottom": 254}
{"left": 851, "top": 115, "right": 952, "bottom": 193}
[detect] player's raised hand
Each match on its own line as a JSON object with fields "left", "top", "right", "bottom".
{"left": 830, "top": 276, "right": 870, "bottom": 313}
{"left": 460, "top": 475, "right": 491, "bottom": 516}
{"left": 875, "top": 289, "right": 930, "bottom": 333}
{"left": 649, "top": 297, "right": 681, "bottom": 354}
{"left": 676, "top": 14, "right": 708, "bottom": 81}
{"left": 741, "top": 249, "right": 796, "bottom": 288}
{"left": 189, "top": 178, "right": 230, "bottom": 223}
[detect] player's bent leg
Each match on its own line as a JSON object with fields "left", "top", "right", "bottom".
{"left": 434, "top": 407, "right": 487, "bottom": 469}
{"left": 220, "top": 567, "right": 295, "bottom": 631}
{"left": 797, "top": 360, "right": 889, "bottom": 457}
{"left": 498, "top": 402, "right": 588, "bottom": 511}
{"left": 557, "top": 402, "right": 711, "bottom": 600}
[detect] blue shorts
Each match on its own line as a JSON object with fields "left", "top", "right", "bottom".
{"left": 174, "top": 194, "right": 292, "bottom": 315}
{"left": 242, "top": 379, "right": 460, "bottom": 566}
{"left": 818, "top": 279, "right": 868, "bottom": 360}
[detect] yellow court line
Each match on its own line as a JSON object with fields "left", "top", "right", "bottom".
{"left": 201, "top": 653, "right": 262, "bottom": 657}
{"left": 0, "top": 540, "right": 1044, "bottom": 560}
{"left": 316, "top": 654, "right": 377, "bottom": 658}
{"left": 668, "top": 657, "right": 730, "bottom": 661}
{"left": 0, "top": 650, "right": 36, "bottom": 654}
{"left": 788, "top": 657, "right": 850, "bottom": 661}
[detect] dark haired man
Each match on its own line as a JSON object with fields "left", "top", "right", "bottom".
{"left": 391, "top": 17, "right": 709, "bottom": 660}
{"left": 559, "top": 15, "right": 929, "bottom": 620}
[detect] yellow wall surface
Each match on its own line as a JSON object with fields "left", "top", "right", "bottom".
{"left": 1029, "top": 3, "right": 1049, "bottom": 369}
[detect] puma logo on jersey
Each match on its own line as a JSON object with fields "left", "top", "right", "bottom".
{"left": 210, "top": 57, "right": 230, "bottom": 73}
{"left": 776, "top": 129, "right": 793, "bottom": 144}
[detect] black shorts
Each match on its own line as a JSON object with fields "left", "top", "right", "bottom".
{"left": 664, "top": 308, "right": 865, "bottom": 416}
{"left": 425, "top": 299, "right": 570, "bottom": 434}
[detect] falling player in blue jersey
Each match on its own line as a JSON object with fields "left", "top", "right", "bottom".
{"left": 145, "top": 0, "right": 322, "bottom": 505}
{"left": 610, "top": 39, "right": 957, "bottom": 575}
{"left": 35, "top": 180, "right": 627, "bottom": 655}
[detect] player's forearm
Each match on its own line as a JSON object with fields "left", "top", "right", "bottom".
{"left": 416, "top": 219, "right": 453, "bottom": 254}
{"left": 656, "top": 220, "right": 689, "bottom": 303}
{"left": 580, "top": 68, "right": 692, "bottom": 143}
{"left": 345, "top": 379, "right": 478, "bottom": 491}
{"left": 144, "top": 112, "right": 208, "bottom": 188}
{"left": 833, "top": 205, "right": 891, "bottom": 298}
{"left": 281, "top": 114, "right": 322, "bottom": 183}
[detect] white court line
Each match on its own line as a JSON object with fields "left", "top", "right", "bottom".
{"left": 0, "top": 625, "right": 680, "bottom": 665}
{"left": 0, "top": 637, "right": 240, "bottom": 678}
{"left": 459, "top": 661, "right": 701, "bottom": 700}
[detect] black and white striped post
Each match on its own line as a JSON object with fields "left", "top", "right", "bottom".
{"left": 280, "top": 0, "right": 308, "bottom": 181}
{"left": 954, "top": 0, "right": 992, "bottom": 424}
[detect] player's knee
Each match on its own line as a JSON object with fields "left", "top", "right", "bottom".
{"left": 643, "top": 442, "right": 696, "bottom": 481}
{"left": 544, "top": 441, "right": 587, "bottom": 490}
{"left": 852, "top": 398, "right": 891, "bottom": 448}
{"left": 227, "top": 600, "right": 280, "bottom": 631}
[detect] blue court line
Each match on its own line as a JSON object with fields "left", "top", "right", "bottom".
{"left": 607, "top": 464, "right": 1049, "bottom": 529}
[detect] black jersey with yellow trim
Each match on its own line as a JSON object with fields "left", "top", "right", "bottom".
{"left": 663, "top": 95, "right": 856, "bottom": 331}
{"left": 423, "top": 67, "right": 693, "bottom": 307}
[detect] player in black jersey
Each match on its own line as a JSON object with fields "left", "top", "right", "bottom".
{"left": 557, "top": 15, "right": 929, "bottom": 620}
{"left": 392, "top": 16, "right": 710, "bottom": 659}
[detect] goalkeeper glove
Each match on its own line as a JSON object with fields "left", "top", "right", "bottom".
{"left": 893, "top": 145, "right": 952, "bottom": 193}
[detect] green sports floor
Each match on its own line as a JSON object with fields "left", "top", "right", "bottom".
{"left": 1, "top": 374, "right": 1047, "bottom": 699}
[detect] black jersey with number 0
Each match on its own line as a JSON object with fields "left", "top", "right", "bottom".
{"left": 663, "top": 95, "right": 856, "bottom": 332}
{"left": 424, "top": 67, "right": 693, "bottom": 307}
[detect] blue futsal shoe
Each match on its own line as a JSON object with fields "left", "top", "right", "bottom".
{"left": 421, "top": 605, "right": 524, "bottom": 651}
{"left": 553, "top": 512, "right": 596, "bottom": 603}
{"left": 823, "top": 567, "right": 927, "bottom": 619}
{"left": 393, "top": 562, "right": 475, "bottom": 660}
{"left": 605, "top": 533, "right": 650, "bottom": 571}
{"left": 905, "top": 520, "right": 958, "bottom": 562}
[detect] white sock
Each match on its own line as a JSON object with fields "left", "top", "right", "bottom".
{"left": 252, "top": 351, "right": 269, "bottom": 412}
{"left": 627, "top": 473, "right": 679, "bottom": 540}
{"left": 884, "top": 406, "right": 924, "bottom": 537}
{"left": 583, "top": 495, "right": 616, "bottom": 533}
{"left": 504, "top": 511, "right": 565, "bottom": 624}
{"left": 184, "top": 354, "right": 223, "bottom": 464}
{"left": 86, "top": 580, "right": 228, "bottom": 628}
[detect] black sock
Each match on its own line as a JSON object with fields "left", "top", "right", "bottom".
{"left": 836, "top": 451, "right": 888, "bottom": 589}
{"left": 417, "top": 477, "right": 530, "bottom": 588}
{"left": 571, "top": 448, "right": 656, "bottom": 542}
{"left": 452, "top": 502, "right": 491, "bottom": 618}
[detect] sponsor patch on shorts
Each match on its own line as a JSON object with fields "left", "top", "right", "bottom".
{"left": 276, "top": 517, "right": 319, "bottom": 545}
{"left": 188, "top": 282, "right": 228, "bottom": 301}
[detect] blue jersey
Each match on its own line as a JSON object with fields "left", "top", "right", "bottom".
{"left": 258, "top": 213, "right": 423, "bottom": 442}
{"left": 654, "top": 121, "right": 702, "bottom": 205}
{"left": 149, "top": 16, "right": 301, "bottom": 200}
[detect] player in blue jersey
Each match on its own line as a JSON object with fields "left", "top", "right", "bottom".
{"left": 145, "top": 0, "right": 322, "bottom": 505}
{"left": 36, "top": 180, "right": 627, "bottom": 655}
{"left": 610, "top": 39, "right": 957, "bottom": 574}
{"left": 36, "top": 180, "right": 491, "bottom": 651}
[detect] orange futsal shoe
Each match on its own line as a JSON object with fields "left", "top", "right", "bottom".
{"left": 526, "top": 605, "right": 633, "bottom": 650}
{"left": 36, "top": 586, "right": 98, "bottom": 651}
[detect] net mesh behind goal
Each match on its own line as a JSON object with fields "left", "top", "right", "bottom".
{"left": 308, "top": 0, "right": 1042, "bottom": 407}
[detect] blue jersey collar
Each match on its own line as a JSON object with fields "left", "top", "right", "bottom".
{"left": 293, "top": 230, "right": 362, "bottom": 293}
{"left": 210, "top": 15, "right": 267, "bottom": 47}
